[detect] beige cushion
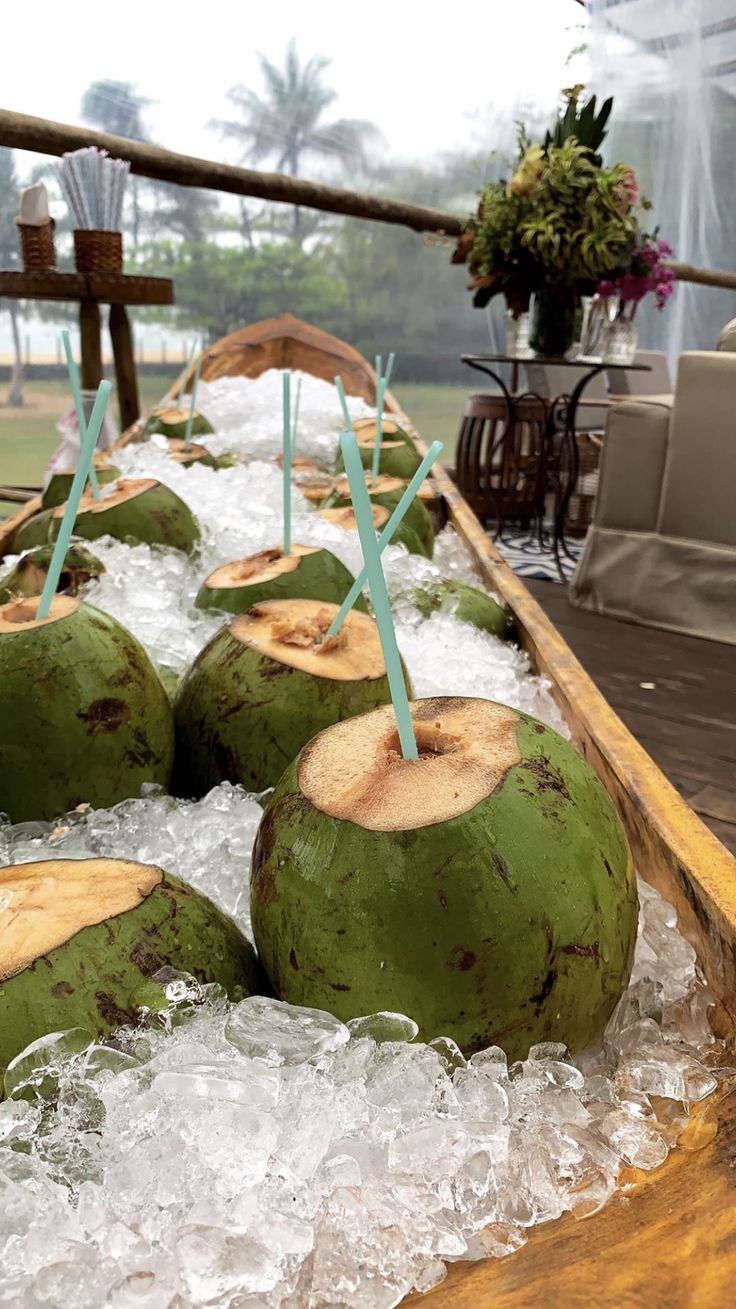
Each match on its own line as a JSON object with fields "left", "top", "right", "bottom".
{"left": 570, "top": 527, "right": 736, "bottom": 645}
{"left": 594, "top": 398, "right": 671, "bottom": 533}
{"left": 658, "top": 352, "right": 736, "bottom": 546}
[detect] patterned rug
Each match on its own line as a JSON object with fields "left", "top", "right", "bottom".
{"left": 490, "top": 530, "right": 584, "bottom": 584}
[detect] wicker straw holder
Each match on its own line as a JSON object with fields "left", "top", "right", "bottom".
{"left": 15, "top": 218, "right": 56, "bottom": 270}
{"left": 73, "top": 229, "right": 123, "bottom": 276}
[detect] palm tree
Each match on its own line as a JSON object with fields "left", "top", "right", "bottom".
{"left": 80, "top": 81, "right": 152, "bottom": 249}
{"left": 0, "top": 148, "right": 25, "bottom": 407}
{"left": 212, "top": 41, "right": 380, "bottom": 239}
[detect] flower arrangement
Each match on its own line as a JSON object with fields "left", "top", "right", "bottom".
{"left": 453, "top": 88, "right": 675, "bottom": 354}
{"left": 597, "top": 234, "right": 676, "bottom": 317}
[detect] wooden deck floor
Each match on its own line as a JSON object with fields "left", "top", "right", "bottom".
{"left": 526, "top": 578, "right": 736, "bottom": 856}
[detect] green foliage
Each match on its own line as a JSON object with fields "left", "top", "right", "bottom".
{"left": 135, "top": 239, "right": 347, "bottom": 340}
{"left": 461, "top": 92, "right": 642, "bottom": 304}
{"left": 543, "top": 87, "right": 613, "bottom": 163}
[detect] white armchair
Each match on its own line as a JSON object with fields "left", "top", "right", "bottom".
{"left": 570, "top": 342, "right": 736, "bottom": 645}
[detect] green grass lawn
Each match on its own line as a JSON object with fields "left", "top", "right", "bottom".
{"left": 0, "top": 378, "right": 468, "bottom": 519}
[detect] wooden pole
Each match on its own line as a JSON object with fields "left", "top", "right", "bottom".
{"left": 1, "top": 109, "right": 735, "bottom": 292}
{"left": 109, "top": 304, "right": 140, "bottom": 430}
{"left": 0, "top": 108, "right": 463, "bottom": 237}
{"left": 79, "top": 299, "right": 102, "bottom": 391}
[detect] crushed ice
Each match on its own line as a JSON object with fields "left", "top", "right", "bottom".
{"left": 0, "top": 787, "right": 721, "bottom": 1308}
{"left": 0, "top": 371, "right": 721, "bottom": 1306}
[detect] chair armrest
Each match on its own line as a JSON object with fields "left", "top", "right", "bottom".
{"left": 594, "top": 398, "right": 672, "bottom": 532}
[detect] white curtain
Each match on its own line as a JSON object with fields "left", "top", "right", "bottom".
{"left": 587, "top": 0, "right": 736, "bottom": 367}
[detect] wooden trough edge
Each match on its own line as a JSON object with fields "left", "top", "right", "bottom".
{"left": 1, "top": 315, "right": 734, "bottom": 1032}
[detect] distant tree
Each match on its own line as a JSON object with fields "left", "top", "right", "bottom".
{"left": 212, "top": 40, "right": 380, "bottom": 239}
{"left": 0, "top": 148, "right": 24, "bottom": 406}
{"left": 80, "top": 81, "right": 152, "bottom": 249}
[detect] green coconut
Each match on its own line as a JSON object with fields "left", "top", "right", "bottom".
{"left": 251, "top": 696, "right": 638, "bottom": 1060}
{"left": 50, "top": 478, "right": 200, "bottom": 554}
{"left": 352, "top": 416, "right": 414, "bottom": 448}
{"left": 195, "top": 544, "right": 369, "bottom": 616}
{"left": 0, "top": 595, "right": 174, "bottom": 822}
{"left": 335, "top": 433, "right": 423, "bottom": 481}
{"left": 318, "top": 503, "right": 426, "bottom": 558}
{"left": 0, "top": 543, "right": 105, "bottom": 604}
{"left": 323, "top": 473, "right": 435, "bottom": 558}
{"left": 42, "top": 462, "right": 121, "bottom": 510}
{"left": 0, "top": 857, "right": 267, "bottom": 1075}
{"left": 174, "top": 598, "right": 410, "bottom": 796}
{"left": 11, "top": 509, "right": 55, "bottom": 552}
{"left": 146, "top": 405, "right": 214, "bottom": 439}
{"left": 413, "top": 579, "right": 515, "bottom": 640}
{"left": 166, "top": 438, "right": 219, "bottom": 470}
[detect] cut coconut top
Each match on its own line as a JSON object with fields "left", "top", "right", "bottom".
{"left": 52, "top": 478, "right": 158, "bottom": 519}
{"left": 230, "top": 598, "right": 386, "bottom": 682}
{"left": 153, "top": 406, "right": 201, "bottom": 424}
{"left": 333, "top": 473, "right": 404, "bottom": 498}
{"left": 166, "top": 439, "right": 209, "bottom": 463}
{"left": 0, "top": 858, "right": 163, "bottom": 981}
{"left": 319, "top": 504, "right": 388, "bottom": 533}
{"left": 299, "top": 696, "right": 522, "bottom": 830}
{"left": 0, "top": 593, "right": 79, "bottom": 633}
{"left": 275, "top": 453, "right": 322, "bottom": 473}
{"left": 355, "top": 435, "right": 407, "bottom": 453}
{"left": 203, "top": 544, "right": 321, "bottom": 591}
{"left": 352, "top": 417, "right": 402, "bottom": 437}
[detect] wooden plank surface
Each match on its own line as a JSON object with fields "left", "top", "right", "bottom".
{"left": 525, "top": 577, "right": 736, "bottom": 855}
{"left": 0, "top": 269, "right": 173, "bottom": 306}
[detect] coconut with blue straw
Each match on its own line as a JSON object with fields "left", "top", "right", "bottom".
{"left": 251, "top": 427, "right": 639, "bottom": 1060}
{"left": 146, "top": 340, "right": 214, "bottom": 442}
{"left": 194, "top": 371, "right": 365, "bottom": 616}
{"left": 0, "top": 378, "right": 175, "bottom": 821}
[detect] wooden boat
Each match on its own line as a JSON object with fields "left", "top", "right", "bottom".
{"left": 1, "top": 314, "right": 734, "bottom": 1307}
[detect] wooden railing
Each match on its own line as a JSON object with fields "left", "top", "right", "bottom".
{"left": 1, "top": 107, "right": 736, "bottom": 292}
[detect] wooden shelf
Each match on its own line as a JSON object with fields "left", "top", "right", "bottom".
{"left": 0, "top": 269, "right": 174, "bottom": 306}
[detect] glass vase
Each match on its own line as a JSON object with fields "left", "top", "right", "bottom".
{"left": 530, "top": 287, "right": 579, "bottom": 357}
{"left": 602, "top": 316, "right": 639, "bottom": 366}
{"left": 505, "top": 308, "right": 533, "bottom": 358}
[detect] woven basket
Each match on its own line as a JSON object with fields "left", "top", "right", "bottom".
{"left": 16, "top": 219, "right": 56, "bottom": 270}
{"left": 73, "top": 229, "right": 123, "bottom": 276}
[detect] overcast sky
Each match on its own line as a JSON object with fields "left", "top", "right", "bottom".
{"left": 5, "top": 0, "right": 586, "bottom": 176}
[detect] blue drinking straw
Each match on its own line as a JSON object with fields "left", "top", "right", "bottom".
{"left": 183, "top": 350, "right": 203, "bottom": 450}
{"left": 36, "top": 380, "right": 112, "bottom": 620}
{"left": 177, "top": 340, "right": 196, "bottom": 405}
{"left": 334, "top": 375, "right": 353, "bottom": 432}
{"left": 384, "top": 351, "right": 396, "bottom": 388}
{"left": 61, "top": 330, "right": 100, "bottom": 499}
{"left": 328, "top": 440, "right": 443, "bottom": 636}
{"left": 372, "top": 376, "right": 388, "bottom": 484}
{"left": 340, "top": 430, "right": 418, "bottom": 761}
{"left": 282, "top": 371, "right": 292, "bottom": 554}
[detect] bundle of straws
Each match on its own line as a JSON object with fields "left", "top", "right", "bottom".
{"left": 59, "top": 147, "right": 129, "bottom": 232}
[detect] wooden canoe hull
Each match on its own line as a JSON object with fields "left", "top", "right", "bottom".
{"left": 1, "top": 314, "right": 734, "bottom": 1307}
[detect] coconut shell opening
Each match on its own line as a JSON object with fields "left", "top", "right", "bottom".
{"left": 333, "top": 473, "right": 405, "bottom": 498}
{"left": 0, "top": 593, "right": 79, "bottom": 632}
{"left": 230, "top": 597, "right": 386, "bottom": 681}
{"left": 204, "top": 544, "right": 320, "bottom": 591}
{"left": 155, "top": 406, "right": 195, "bottom": 425}
{"left": 299, "top": 696, "right": 522, "bottom": 830}
{"left": 51, "top": 478, "right": 159, "bottom": 520}
{"left": 275, "top": 454, "right": 322, "bottom": 473}
{"left": 356, "top": 436, "right": 407, "bottom": 454}
{"left": 0, "top": 858, "right": 163, "bottom": 982}
{"left": 319, "top": 504, "right": 388, "bottom": 533}
{"left": 352, "top": 417, "right": 402, "bottom": 437}
{"left": 166, "top": 440, "right": 210, "bottom": 464}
